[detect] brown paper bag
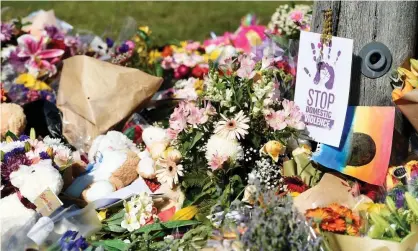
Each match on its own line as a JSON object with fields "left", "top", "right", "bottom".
{"left": 57, "top": 55, "right": 162, "bottom": 151}
{"left": 293, "top": 173, "right": 357, "bottom": 213}
{"left": 394, "top": 89, "right": 418, "bottom": 132}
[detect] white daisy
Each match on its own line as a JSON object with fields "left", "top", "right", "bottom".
{"left": 156, "top": 158, "right": 184, "bottom": 189}
{"left": 214, "top": 111, "right": 250, "bottom": 140}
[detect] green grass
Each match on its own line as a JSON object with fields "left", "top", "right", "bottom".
{"left": 1, "top": 1, "right": 293, "bottom": 46}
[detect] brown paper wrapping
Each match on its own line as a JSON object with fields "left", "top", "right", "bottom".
{"left": 324, "top": 232, "right": 418, "bottom": 251}
{"left": 293, "top": 174, "right": 358, "bottom": 213}
{"left": 57, "top": 55, "right": 162, "bottom": 151}
{"left": 395, "top": 89, "right": 418, "bottom": 132}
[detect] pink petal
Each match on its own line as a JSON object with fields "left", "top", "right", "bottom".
{"left": 17, "top": 34, "right": 40, "bottom": 55}
{"left": 38, "top": 49, "right": 64, "bottom": 59}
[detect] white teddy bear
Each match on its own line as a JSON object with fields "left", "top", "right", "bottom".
{"left": 65, "top": 131, "right": 142, "bottom": 202}
{"left": 137, "top": 126, "right": 168, "bottom": 179}
{"left": 0, "top": 159, "right": 63, "bottom": 238}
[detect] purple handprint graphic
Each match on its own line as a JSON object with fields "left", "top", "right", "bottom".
{"left": 304, "top": 42, "right": 341, "bottom": 90}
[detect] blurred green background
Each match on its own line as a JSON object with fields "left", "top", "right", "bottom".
{"left": 1, "top": 1, "right": 296, "bottom": 45}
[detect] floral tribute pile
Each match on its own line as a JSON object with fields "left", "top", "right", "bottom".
{"left": 1, "top": 3, "right": 418, "bottom": 251}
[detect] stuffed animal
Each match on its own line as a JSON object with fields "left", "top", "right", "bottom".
{"left": 0, "top": 159, "right": 63, "bottom": 237}
{"left": 0, "top": 103, "right": 26, "bottom": 139}
{"left": 137, "top": 126, "right": 168, "bottom": 179}
{"left": 65, "top": 131, "right": 141, "bottom": 202}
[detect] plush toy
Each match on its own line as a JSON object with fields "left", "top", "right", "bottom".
{"left": 0, "top": 103, "right": 26, "bottom": 139}
{"left": 137, "top": 126, "right": 168, "bottom": 179}
{"left": 65, "top": 131, "right": 141, "bottom": 202}
{"left": 0, "top": 159, "right": 63, "bottom": 237}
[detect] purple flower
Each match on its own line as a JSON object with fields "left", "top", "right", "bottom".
{"left": 44, "top": 25, "right": 65, "bottom": 40}
{"left": 73, "top": 237, "right": 89, "bottom": 250}
{"left": 392, "top": 188, "right": 406, "bottom": 208}
{"left": 118, "top": 43, "right": 130, "bottom": 53}
{"left": 19, "top": 135, "right": 30, "bottom": 141}
{"left": 0, "top": 23, "right": 13, "bottom": 42}
{"left": 1, "top": 149, "right": 31, "bottom": 182}
{"left": 106, "top": 37, "right": 114, "bottom": 48}
{"left": 252, "top": 37, "right": 284, "bottom": 62}
{"left": 59, "top": 231, "right": 89, "bottom": 251}
{"left": 39, "top": 152, "right": 50, "bottom": 160}
{"left": 4, "top": 147, "right": 26, "bottom": 162}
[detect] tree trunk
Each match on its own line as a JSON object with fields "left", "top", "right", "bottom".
{"left": 311, "top": 1, "right": 418, "bottom": 164}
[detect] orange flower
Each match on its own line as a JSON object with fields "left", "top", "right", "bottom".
{"left": 305, "top": 208, "right": 334, "bottom": 222}
{"left": 328, "top": 203, "right": 350, "bottom": 217}
{"left": 161, "top": 46, "right": 173, "bottom": 57}
{"left": 346, "top": 224, "right": 360, "bottom": 236}
{"left": 344, "top": 210, "right": 362, "bottom": 227}
{"left": 320, "top": 218, "right": 346, "bottom": 233}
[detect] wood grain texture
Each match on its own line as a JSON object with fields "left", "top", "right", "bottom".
{"left": 312, "top": 1, "right": 418, "bottom": 163}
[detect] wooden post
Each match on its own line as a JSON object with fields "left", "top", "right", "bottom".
{"left": 311, "top": 1, "right": 418, "bottom": 164}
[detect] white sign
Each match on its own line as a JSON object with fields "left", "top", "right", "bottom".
{"left": 294, "top": 31, "right": 353, "bottom": 147}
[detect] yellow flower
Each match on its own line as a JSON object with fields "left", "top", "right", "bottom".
{"left": 208, "top": 48, "right": 222, "bottom": 61}
{"left": 245, "top": 30, "right": 263, "bottom": 47}
{"left": 290, "top": 192, "right": 300, "bottom": 197}
{"left": 138, "top": 26, "right": 151, "bottom": 36}
{"left": 180, "top": 41, "right": 188, "bottom": 49}
{"left": 260, "top": 141, "right": 286, "bottom": 162}
{"left": 97, "top": 209, "right": 107, "bottom": 221}
{"left": 15, "top": 73, "right": 51, "bottom": 91}
{"left": 357, "top": 202, "right": 390, "bottom": 216}
{"left": 194, "top": 79, "right": 204, "bottom": 92}
{"left": 171, "top": 45, "right": 184, "bottom": 54}
{"left": 148, "top": 50, "right": 162, "bottom": 64}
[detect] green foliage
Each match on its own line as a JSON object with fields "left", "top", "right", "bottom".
{"left": 170, "top": 225, "right": 213, "bottom": 251}
{"left": 132, "top": 220, "right": 200, "bottom": 234}
{"left": 91, "top": 239, "right": 130, "bottom": 251}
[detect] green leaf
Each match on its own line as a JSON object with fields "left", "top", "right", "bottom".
{"left": 189, "top": 131, "right": 203, "bottom": 150}
{"left": 91, "top": 239, "right": 129, "bottom": 251}
{"left": 0, "top": 151, "right": 4, "bottom": 162}
{"left": 250, "top": 133, "right": 261, "bottom": 148}
{"left": 103, "top": 224, "right": 127, "bottom": 233}
{"left": 123, "top": 127, "right": 135, "bottom": 141}
{"left": 5, "top": 131, "right": 18, "bottom": 141}
{"left": 155, "top": 62, "right": 164, "bottom": 77}
{"left": 132, "top": 220, "right": 200, "bottom": 234}
{"left": 105, "top": 209, "right": 125, "bottom": 222}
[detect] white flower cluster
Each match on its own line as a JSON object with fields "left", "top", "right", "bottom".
{"left": 121, "top": 192, "right": 156, "bottom": 232}
{"left": 204, "top": 71, "right": 229, "bottom": 106}
{"left": 173, "top": 77, "right": 200, "bottom": 100}
{"left": 250, "top": 158, "right": 283, "bottom": 190}
{"left": 268, "top": 4, "right": 312, "bottom": 37}
{"left": 251, "top": 78, "right": 275, "bottom": 116}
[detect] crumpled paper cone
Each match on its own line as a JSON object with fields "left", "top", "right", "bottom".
{"left": 57, "top": 55, "right": 162, "bottom": 151}
{"left": 293, "top": 173, "right": 357, "bottom": 213}
{"left": 394, "top": 89, "right": 418, "bottom": 132}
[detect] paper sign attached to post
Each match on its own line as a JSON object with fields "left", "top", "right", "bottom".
{"left": 295, "top": 31, "right": 353, "bottom": 147}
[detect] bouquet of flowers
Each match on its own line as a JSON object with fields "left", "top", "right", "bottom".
{"left": 268, "top": 3, "right": 312, "bottom": 38}
{"left": 148, "top": 40, "right": 210, "bottom": 82}
{"left": 1, "top": 18, "right": 80, "bottom": 105}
